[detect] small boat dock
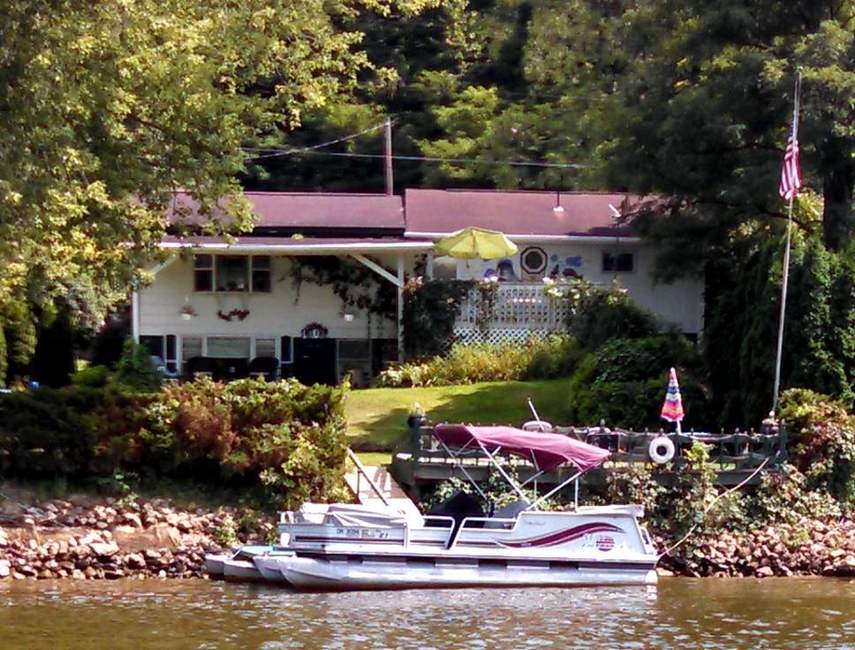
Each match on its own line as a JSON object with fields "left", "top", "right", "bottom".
{"left": 390, "top": 423, "right": 787, "bottom": 499}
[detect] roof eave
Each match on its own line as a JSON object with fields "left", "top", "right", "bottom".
{"left": 404, "top": 232, "right": 642, "bottom": 244}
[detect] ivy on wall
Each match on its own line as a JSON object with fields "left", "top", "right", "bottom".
{"left": 286, "top": 256, "right": 397, "bottom": 321}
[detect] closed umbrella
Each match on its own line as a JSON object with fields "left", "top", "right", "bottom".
{"left": 435, "top": 227, "right": 518, "bottom": 260}
{"left": 660, "top": 367, "right": 685, "bottom": 435}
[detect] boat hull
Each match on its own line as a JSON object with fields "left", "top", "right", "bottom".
{"left": 222, "top": 559, "right": 267, "bottom": 583}
{"left": 203, "top": 554, "right": 229, "bottom": 579}
{"left": 253, "top": 553, "right": 294, "bottom": 583}
{"left": 205, "top": 545, "right": 274, "bottom": 581}
{"left": 268, "top": 555, "right": 657, "bottom": 591}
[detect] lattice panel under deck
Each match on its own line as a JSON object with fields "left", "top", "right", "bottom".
{"left": 452, "top": 328, "right": 556, "bottom": 346}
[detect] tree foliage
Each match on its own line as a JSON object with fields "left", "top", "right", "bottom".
{"left": 0, "top": 0, "right": 436, "bottom": 310}
{"left": 594, "top": 0, "right": 855, "bottom": 262}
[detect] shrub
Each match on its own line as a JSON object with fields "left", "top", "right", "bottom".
{"left": 71, "top": 365, "right": 111, "bottom": 388}
{"left": 747, "top": 464, "right": 842, "bottom": 525}
{"left": 778, "top": 388, "right": 855, "bottom": 505}
{"left": 666, "top": 442, "right": 746, "bottom": 541}
{"left": 0, "top": 376, "right": 350, "bottom": 508}
{"left": 0, "top": 386, "right": 105, "bottom": 477}
{"left": 401, "top": 279, "right": 472, "bottom": 358}
{"left": 566, "top": 336, "right": 711, "bottom": 428}
{"left": 605, "top": 463, "right": 666, "bottom": 526}
{"left": 522, "top": 336, "right": 585, "bottom": 380}
{"left": 562, "top": 281, "right": 661, "bottom": 349}
{"left": 378, "top": 336, "right": 581, "bottom": 387}
{"left": 114, "top": 339, "right": 161, "bottom": 391}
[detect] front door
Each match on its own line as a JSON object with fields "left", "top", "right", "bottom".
{"left": 293, "top": 338, "right": 338, "bottom": 385}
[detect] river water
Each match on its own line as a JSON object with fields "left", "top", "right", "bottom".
{"left": 1, "top": 578, "right": 853, "bottom": 649}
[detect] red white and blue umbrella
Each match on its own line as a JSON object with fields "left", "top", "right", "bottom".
{"left": 660, "top": 367, "right": 684, "bottom": 432}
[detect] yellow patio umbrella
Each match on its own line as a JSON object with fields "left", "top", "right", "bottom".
{"left": 434, "top": 227, "right": 518, "bottom": 260}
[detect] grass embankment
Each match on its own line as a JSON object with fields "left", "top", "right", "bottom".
{"left": 345, "top": 379, "right": 569, "bottom": 463}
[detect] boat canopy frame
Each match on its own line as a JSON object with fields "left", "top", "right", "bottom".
{"left": 432, "top": 424, "right": 610, "bottom": 511}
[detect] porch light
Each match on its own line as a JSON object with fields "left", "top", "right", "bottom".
{"left": 343, "top": 312, "right": 355, "bottom": 322}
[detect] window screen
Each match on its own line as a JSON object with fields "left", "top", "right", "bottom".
{"left": 216, "top": 256, "right": 249, "bottom": 291}
{"left": 207, "top": 337, "right": 251, "bottom": 358}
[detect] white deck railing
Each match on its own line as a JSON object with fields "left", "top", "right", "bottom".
{"left": 454, "top": 283, "right": 570, "bottom": 343}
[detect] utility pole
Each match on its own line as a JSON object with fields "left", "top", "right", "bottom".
{"left": 384, "top": 117, "right": 393, "bottom": 195}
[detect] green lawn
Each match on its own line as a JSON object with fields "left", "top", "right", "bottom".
{"left": 345, "top": 379, "right": 570, "bottom": 456}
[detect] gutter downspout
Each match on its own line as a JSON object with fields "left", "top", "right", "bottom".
{"left": 131, "top": 282, "right": 141, "bottom": 344}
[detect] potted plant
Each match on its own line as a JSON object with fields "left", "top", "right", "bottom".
{"left": 179, "top": 303, "right": 197, "bottom": 320}
{"left": 406, "top": 402, "right": 427, "bottom": 429}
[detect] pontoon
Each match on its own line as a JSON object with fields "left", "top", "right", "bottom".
{"left": 255, "top": 424, "right": 659, "bottom": 590}
{"left": 204, "top": 544, "right": 274, "bottom": 582}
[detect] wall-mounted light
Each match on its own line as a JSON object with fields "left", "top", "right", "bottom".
{"left": 343, "top": 313, "right": 355, "bottom": 322}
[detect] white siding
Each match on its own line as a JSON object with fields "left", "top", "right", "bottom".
{"left": 139, "top": 256, "right": 399, "bottom": 343}
{"left": 454, "top": 241, "right": 704, "bottom": 334}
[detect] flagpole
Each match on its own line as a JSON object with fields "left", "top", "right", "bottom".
{"left": 772, "top": 71, "right": 802, "bottom": 413}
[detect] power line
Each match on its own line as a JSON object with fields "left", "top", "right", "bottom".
{"left": 244, "top": 118, "right": 585, "bottom": 169}
{"left": 246, "top": 121, "right": 388, "bottom": 160}
{"left": 284, "top": 150, "right": 586, "bottom": 169}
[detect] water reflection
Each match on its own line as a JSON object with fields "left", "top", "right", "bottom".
{"left": 1, "top": 578, "right": 853, "bottom": 649}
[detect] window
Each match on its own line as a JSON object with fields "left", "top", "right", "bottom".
{"left": 280, "top": 336, "right": 293, "bottom": 364}
{"left": 194, "top": 254, "right": 271, "bottom": 292}
{"left": 207, "top": 336, "right": 251, "bottom": 358}
{"left": 602, "top": 251, "right": 634, "bottom": 273}
{"left": 182, "top": 336, "right": 203, "bottom": 367}
{"left": 251, "top": 256, "right": 271, "bottom": 292}
{"left": 255, "top": 338, "right": 276, "bottom": 358}
{"left": 140, "top": 335, "right": 164, "bottom": 360}
{"left": 140, "top": 335, "right": 177, "bottom": 372}
{"left": 194, "top": 255, "right": 214, "bottom": 291}
{"left": 216, "top": 256, "right": 248, "bottom": 292}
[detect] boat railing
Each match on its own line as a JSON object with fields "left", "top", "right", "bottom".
{"left": 422, "top": 515, "right": 455, "bottom": 527}
{"left": 399, "top": 423, "right": 787, "bottom": 472}
{"left": 460, "top": 516, "right": 516, "bottom": 531}
{"left": 346, "top": 447, "right": 391, "bottom": 508}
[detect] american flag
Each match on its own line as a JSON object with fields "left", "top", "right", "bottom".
{"left": 779, "top": 136, "right": 802, "bottom": 200}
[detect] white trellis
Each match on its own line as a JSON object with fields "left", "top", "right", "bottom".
{"left": 453, "top": 283, "right": 569, "bottom": 346}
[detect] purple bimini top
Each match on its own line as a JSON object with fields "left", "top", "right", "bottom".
{"left": 433, "top": 424, "right": 610, "bottom": 473}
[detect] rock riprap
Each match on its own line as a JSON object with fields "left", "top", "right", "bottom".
{"left": 0, "top": 494, "right": 272, "bottom": 580}
{"left": 658, "top": 518, "right": 855, "bottom": 578}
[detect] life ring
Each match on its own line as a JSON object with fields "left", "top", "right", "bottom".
{"left": 522, "top": 420, "right": 553, "bottom": 433}
{"left": 649, "top": 436, "right": 675, "bottom": 464}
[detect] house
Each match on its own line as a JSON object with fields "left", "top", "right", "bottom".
{"left": 404, "top": 189, "right": 703, "bottom": 345}
{"left": 134, "top": 189, "right": 703, "bottom": 384}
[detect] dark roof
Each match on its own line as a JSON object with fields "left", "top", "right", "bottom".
{"left": 161, "top": 235, "right": 431, "bottom": 251}
{"left": 165, "top": 189, "right": 653, "bottom": 240}
{"left": 404, "top": 189, "right": 649, "bottom": 237}
{"left": 167, "top": 191, "right": 405, "bottom": 234}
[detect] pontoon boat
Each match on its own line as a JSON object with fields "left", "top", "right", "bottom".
{"left": 256, "top": 424, "right": 659, "bottom": 590}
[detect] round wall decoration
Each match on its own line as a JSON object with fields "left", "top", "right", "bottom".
{"left": 520, "top": 246, "right": 548, "bottom": 275}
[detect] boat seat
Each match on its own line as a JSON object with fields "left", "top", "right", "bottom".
{"left": 483, "top": 499, "right": 528, "bottom": 529}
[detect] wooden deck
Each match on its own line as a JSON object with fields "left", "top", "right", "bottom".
{"left": 390, "top": 424, "right": 787, "bottom": 498}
